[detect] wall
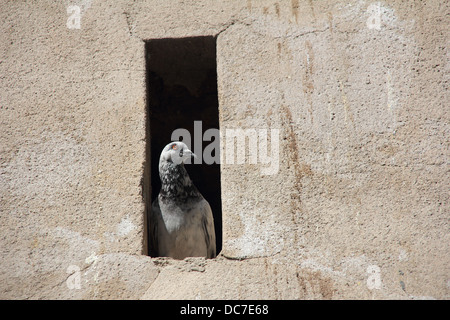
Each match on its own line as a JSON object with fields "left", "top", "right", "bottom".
{"left": 0, "top": 0, "right": 448, "bottom": 299}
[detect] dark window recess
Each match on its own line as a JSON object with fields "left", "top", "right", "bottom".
{"left": 144, "top": 36, "right": 222, "bottom": 256}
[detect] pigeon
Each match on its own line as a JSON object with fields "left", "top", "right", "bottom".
{"left": 149, "top": 141, "right": 216, "bottom": 259}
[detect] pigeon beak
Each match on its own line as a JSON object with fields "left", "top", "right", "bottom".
{"left": 183, "top": 149, "right": 197, "bottom": 163}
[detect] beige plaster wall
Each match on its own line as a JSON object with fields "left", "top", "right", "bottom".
{"left": 0, "top": 0, "right": 448, "bottom": 299}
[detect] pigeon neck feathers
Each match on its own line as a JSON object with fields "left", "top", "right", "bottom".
{"left": 159, "top": 161, "right": 202, "bottom": 203}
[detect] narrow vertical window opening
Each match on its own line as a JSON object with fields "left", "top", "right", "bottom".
{"left": 144, "top": 36, "right": 222, "bottom": 257}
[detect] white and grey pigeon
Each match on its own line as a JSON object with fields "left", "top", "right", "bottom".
{"left": 149, "top": 141, "right": 216, "bottom": 259}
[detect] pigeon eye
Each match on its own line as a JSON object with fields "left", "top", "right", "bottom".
{"left": 171, "top": 144, "right": 177, "bottom": 150}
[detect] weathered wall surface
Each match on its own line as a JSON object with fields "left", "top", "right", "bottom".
{"left": 0, "top": 0, "right": 448, "bottom": 299}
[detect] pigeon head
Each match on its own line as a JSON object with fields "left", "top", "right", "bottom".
{"left": 158, "top": 141, "right": 202, "bottom": 202}
{"left": 160, "top": 141, "right": 197, "bottom": 166}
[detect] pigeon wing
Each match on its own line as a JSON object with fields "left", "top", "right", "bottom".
{"left": 200, "top": 199, "right": 216, "bottom": 259}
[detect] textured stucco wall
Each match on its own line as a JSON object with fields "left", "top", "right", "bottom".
{"left": 0, "top": 0, "right": 448, "bottom": 299}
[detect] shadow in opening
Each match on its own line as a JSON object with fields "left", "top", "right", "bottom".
{"left": 144, "top": 36, "right": 222, "bottom": 257}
